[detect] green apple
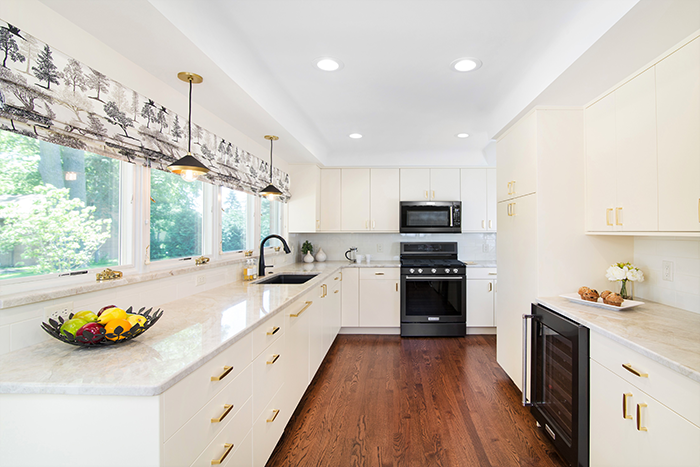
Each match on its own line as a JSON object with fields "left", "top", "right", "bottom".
{"left": 59, "top": 318, "right": 88, "bottom": 338}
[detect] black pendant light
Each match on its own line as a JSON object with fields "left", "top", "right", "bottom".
{"left": 168, "top": 72, "right": 209, "bottom": 182}
{"left": 260, "top": 135, "right": 283, "bottom": 198}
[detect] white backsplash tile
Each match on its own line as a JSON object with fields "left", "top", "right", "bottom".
{"left": 0, "top": 325, "right": 9, "bottom": 354}
{"left": 10, "top": 317, "right": 49, "bottom": 352}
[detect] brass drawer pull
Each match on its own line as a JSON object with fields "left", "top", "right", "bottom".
{"left": 266, "top": 326, "right": 280, "bottom": 336}
{"left": 334, "top": 289, "right": 339, "bottom": 294}
{"left": 211, "top": 366, "right": 233, "bottom": 382}
{"left": 267, "top": 409, "right": 280, "bottom": 423}
{"left": 488, "top": 272, "right": 498, "bottom": 275}
{"left": 211, "top": 404, "right": 234, "bottom": 423}
{"left": 375, "top": 272, "right": 385, "bottom": 275}
{"left": 334, "top": 276, "right": 339, "bottom": 280}
{"left": 488, "top": 282, "right": 493, "bottom": 292}
{"left": 623, "top": 393, "right": 633, "bottom": 420}
{"left": 211, "top": 443, "right": 234, "bottom": 465}
{"left": 622, "top": 363, "right": 648, "bottom": 378}
{"left": 290, "top": 301, "right": 312, "bottom": 317}
{"left": 266, "top": 354, "right": 280, "bottom": 365}
{"left": 637, "top": 403, "right": 648, "bottom": 431}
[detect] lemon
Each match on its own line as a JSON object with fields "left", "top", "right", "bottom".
{"left": 73, "top": 310, "right": 98, "bottom": 322}
{"left": 97, "top": 307, "right": 127, "bottom": 325}
{"left": 126, "top": 314, "right": 147, "bottom": 327}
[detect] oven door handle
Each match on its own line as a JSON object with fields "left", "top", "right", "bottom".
{"left": 449, "top": 207, "right": 453, "bottom": 227}
{"left": 405, "top": 276, "right": 464, "bottom": 280}
{"left": 522, "top": 314, "right": 535, "bottom": 407}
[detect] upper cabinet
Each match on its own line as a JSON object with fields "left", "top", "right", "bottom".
{"left": 288, "top": 165, "right": 321, "bottom": 233}
{"left": 584, "top": 35, "right": 700, "bottom": 234}
{"left": 496, "top": 112, "right": 537, "bottom": 203}
{"left": 370, "top": 169, "right": 400, "bottom": 231}
{"left": 341, "top": 169, "right": 371, "bottom": 231}
{"left": 400, "top": 168, "right": 460, "bottom": 201}
{"left": 461, "top": 168, "right": 497, "bottom": 232}
{"left": 320, "top": 169, "right": 341, "bottom": 231}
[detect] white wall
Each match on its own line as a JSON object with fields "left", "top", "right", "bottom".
{"left": 634, "top": 238, "right": 700, "bottom": 314}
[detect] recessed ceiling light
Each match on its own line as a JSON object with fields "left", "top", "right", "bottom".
{"left": 349, "top": 133, "right": 363, "bottom": 139}
{"left": 451, "top": 58, "right": 482, "bottom": 72}
{"left": 456, "top": 133, "right": 469, "bottom": 138}
{"left": 314, "top": 57, "right": 343, "bottom": 71}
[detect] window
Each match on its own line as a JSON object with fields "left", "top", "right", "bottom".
{"left": 150, "top": 169, "right": 203, "bottom": 261}
{"left": 0, "top": 130, "right": 120, "bottom": 280}
{"left": 261, "top": 197, "right": 284, "bottom": 246}
{"left": 221, "top": 187, "right": 252, "bottom": 253}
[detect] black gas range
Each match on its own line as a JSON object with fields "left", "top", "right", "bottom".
{"left": 400, "top": 242, "right": 467, "bottom": 337}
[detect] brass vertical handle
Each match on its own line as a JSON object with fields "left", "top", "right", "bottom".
{"left": 321, "top": 284, "right": 327, "bottom": 297}
{"left": 396, "top": 282, "right": 398, "bottom": 292}
{"left": 488, "top": 282, "right": 493, "bottom": 292}
{"left": 606, "top": 208, "right": 613, "bottom": 226}
{"left": 432, "top": 190, "right": 435, "bottom": 199}
{"left": 637, "top": 403, "right": 648, "bottom": 431}
{"left": 507, "top": 181, "right": 512, "bottom": 195}
{"left": 211, "top": 404, "right": 234, "bottom": 423}
{"left": 489, "top": 220, "right": 493, "bottom": 229}
{"left": 482, "top": 220, "right": 486, "bottom": 229}
{"left": 211, "top": 366, "right": 233, "bottom": 381}
{"left": 511, "top": 203, "right": 516, "bottom": 216}
{"left": 316, "top": 219, "right": 320, "bottom": 229}
{"left": 507, "top": 204, "right": 511, "bottom": 216}
{"left": 211, "top": 443, "right": 234, "bottom": 464}
{"left": 615, "top": 207, "right": 623, "bottom": 226}
{"left": 340, "top": 271, "right": 342, "bottom": 281}
{"left": 424, "top": 190, "right": 429, "bottom": 199}
{"left": 697, "top": 198, "right": 699, "bottom": 222}
{"left": 511, "top": 180, "right": 515, "bottom": 195}
{"left": 623, "top": 393, "right": 633, "bottom": 419}
{"left": 267, "top": 409, "right": 280, "bottom": 423}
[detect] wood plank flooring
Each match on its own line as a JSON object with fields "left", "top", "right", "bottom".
{"left": 267, "top": 335, "right": 566, "bottom": 467}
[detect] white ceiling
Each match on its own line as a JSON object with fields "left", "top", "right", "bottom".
{"left": 38, "top": 0, "right": 700, "bottom": 167}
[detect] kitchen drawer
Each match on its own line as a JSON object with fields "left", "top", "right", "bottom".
{"left": 590, "top": 331, "right": 700, "bottom": 428}
{"left": 466, "top": 268, "right": 497, "bottom": 279}
{"left": 163, "top": 365, "right": 253, "bottom": 467}
{"left": 360, "top": 268, "right": 400, "bottom": 280}
{"left": 188, "top": 397, "right": 253, "bottom": 467}
{"left": 252, "top": 334, "right": 286, "bottom": 422}
{"left": 162, "top": 332, "right": 253, "bottom": 441}
{"left": 252, "top": 311, "right": 284, "bottom": 359}
{"left": 253, "top": 385, "right": 287, "bottom": 467}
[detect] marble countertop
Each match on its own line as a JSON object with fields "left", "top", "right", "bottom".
{"left": 538, "top": 296, "right": 700, "bottom": 383}
{"left": 0, "top": 262, "right": 400, "bottom": 397}
{"left": 464, "top": 261, "right": 497, "bottom": 268}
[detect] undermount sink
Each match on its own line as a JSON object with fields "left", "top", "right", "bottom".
{"left": 255, "top": 274, "right": 318, "bottom": 285}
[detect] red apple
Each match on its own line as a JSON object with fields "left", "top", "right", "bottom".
{"left": 97, "top": 305, "right": 117, "bottom": 317}
{"left": 77, "top": 322, "right": 104, "bottom": 343}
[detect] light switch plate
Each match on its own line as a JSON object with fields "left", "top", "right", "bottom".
{"left": 196, "top": 275, "right": 206, "bottom": 286}
{"left": 662, "top": 261, "right": 674, "bottom": 282}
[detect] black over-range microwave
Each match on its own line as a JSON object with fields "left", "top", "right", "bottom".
{"left": 399, "top": 201, "right": 462, "bottom": 234}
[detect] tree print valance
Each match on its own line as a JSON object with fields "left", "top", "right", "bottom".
{"left": 0, "top": 20, "right": 290, "bottom": 199}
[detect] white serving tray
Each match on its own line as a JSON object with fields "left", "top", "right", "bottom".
{"left": 559, "top": 293, "right": 645, "bottom": 311}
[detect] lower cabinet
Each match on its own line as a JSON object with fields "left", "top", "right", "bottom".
{"left": 466, "top": 268, "right": 497, "bottom": 328}
{"left": 358, "top": 268, "right": 401, "bottom": 327}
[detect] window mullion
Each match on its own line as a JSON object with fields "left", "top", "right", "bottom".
{"left": 139, "top": 165, "right": 151, "bottom": 270}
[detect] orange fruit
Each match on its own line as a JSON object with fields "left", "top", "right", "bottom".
{"left": 104, "top": 319, "right": 132, "bottom": 341}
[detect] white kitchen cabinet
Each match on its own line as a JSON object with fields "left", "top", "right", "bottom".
{"left": 400, "top": 168, "right": 460, "bottom": 201}
{"left": 341, "top": 267, "right": 360, "bottom": 326}
{"left": 466, "top": 268, "right": 497, "bottom": 327}
{"left": 341, "top": 168, "right": 371, "bottom": 231}
{"left": 461, "top": 168, "right": 496, "bottom": 231}
{"left": 585, "top": 92, "right": 617, "bottom": 232}
{"left": 400, "top": 168, "right": 431, "bottom": 200}
{"left": 288, "top": 164, "right": 321, "bottom": 232}
{"left": 320, "top": 168, "right": 341, "bottom": 231}
{"left": 497, "top": 111, "right": 537, "bottom": 203}
{"left": 370, "top": 168, "right": 400, "bottom": 231}
{"left": 324, "top": 271, "right": 342, "bottom": 353}
{"left": 308, "top": 284, "right": 326, "bottom": 381}
{"left": 656, "top": 37, "right": 700, "bottom": 232}
{"left": 284, "top": 295, "right": 312, "bottom": 410}
{"left": 359, "top": 268, "right": 401, "bottom": 327}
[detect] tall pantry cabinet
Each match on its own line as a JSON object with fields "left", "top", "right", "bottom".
{"left": 496, "top": 109, "right": 631, "bottom": 390}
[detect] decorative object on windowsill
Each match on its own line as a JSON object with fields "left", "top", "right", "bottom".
{"left": 259, "top": 135, "right": 282, "bottom": 199}
{"left": 274, "top": 246, "right": 281, "bottom": 252}
{"left": 168, "top": 72, "right": 209, "bottom": 182}
{"left": 96, "top": 268, "right": 123, "bottom": 282}
{"left": 41, "top": 306, "right": 163, "bottom": 347}
{"left": 244, "top": 252, "right": 258, "bottom": 282}
{"left": 315, "top": 248, "right": 327, "bottom": 262}
{"left": 195, "top": 256, "right": 210, "bottom": 265}
{"left": 606, "top": 262, "right": 644, "bottom": 300}
{"left": 302, "top": 240, "right": 314, "bottom": 263}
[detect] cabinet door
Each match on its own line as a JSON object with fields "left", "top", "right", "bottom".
{"left": 309, "top": 285, "right": 326, "bottom": 379}
{"left": 466, "top": 280, "right": 495, "bottom": 326}
{"left": 585, "top": 93, "right": 617, "bottom": 231}
{"left": 285, "top": 298, "right": 311, "bottom": 407}
{"left": 320, "top": 169, "right": 341, "bottom": 231}
{"left": 497, "top": 112, "right": 537, "bottom": 202}
{"left": 359, "top": 279, "right": 400, "bottom": 327}
{"left": 341, "top": 268, "right": 359, "bottom": 326}
{"left": 615, "top": 67, "right": 658, "bottom": 231}
{"left": 656, "top": 37, "right": 700, "bottom": 231}
{"left": 288, "top": 165, "right": 320, "bottom": 232}
{"left": 400, "top": 168, "right": 430, "bottom": 201}
{"left": 430, "top": 168, "right": 461, "bottom": 200}
{"left": 486, "top": 168, "right": 497, "bottom": 231}
{"left": 341, "top": 168, "right": 371, "bottom": 231}
{"left": 460, "top": 169, "right": 488, "bottom": 231}
{"left": 370, "top": 168, "right": 400, "bottom": 231}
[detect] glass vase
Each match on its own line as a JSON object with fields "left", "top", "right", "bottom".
{"left": 619, "top": 280, "right": 633, "bottom": 300}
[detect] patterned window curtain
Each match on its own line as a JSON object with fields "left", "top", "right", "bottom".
{"left": 0, "top": 20, "right": 290, "bottom": 200}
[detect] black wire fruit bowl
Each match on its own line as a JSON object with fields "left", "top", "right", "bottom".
{"left": 41, "top": 306, "right": 163, "bottom": 347}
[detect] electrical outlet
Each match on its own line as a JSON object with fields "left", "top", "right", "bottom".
{"left": 196, "top": 275, "right": 206, "bottom": 286}
{"left": 44, "top": 301, "right": 74, "bottom": 322}
{"left": 482, "top": 244, "right": 489, "bottom": 253}
{"left": 377, "top": 244, "right": 383, "bottom": 252}
{"left": 662, "top": 261, "right": 674, "bottom": 281}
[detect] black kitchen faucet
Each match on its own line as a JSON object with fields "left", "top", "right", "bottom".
{"left": 259, "top": 234, "right": 291, "bottom": 277}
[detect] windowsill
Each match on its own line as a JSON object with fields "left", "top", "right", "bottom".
{"left": 0, "top": 253, "right": 282, "bottom": 310}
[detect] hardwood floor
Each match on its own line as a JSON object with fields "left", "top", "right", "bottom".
{"left": 267, "top": 335, "right": 566, "bottom": 467}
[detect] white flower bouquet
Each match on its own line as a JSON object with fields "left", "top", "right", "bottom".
{"left": 606, "top": 262, "right": 644, "bottom": 299}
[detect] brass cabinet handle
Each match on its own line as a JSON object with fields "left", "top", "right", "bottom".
{"left": 637, "top": 403, "right": 648, "bottom": 431}
{"left": 211, "top": 366, "right": 233, "bottom": 382}
{"left": 266, "top": 326, "right": 280, "bottom": 336}
{"left": 511, "top": 180, "right": 515, "bottom": 195}
{"left": 395, "top": 282, "right": 398, "bottom": 292}
{"left": 290, "top": 301, "right": 312, "bottom": 317}
{"left": 267, "top": 409, "right": 280, "bottom": 423}
{"left": 211, "top": 443, "right": 234, "bottom": 465}
{"left": 334, "top": 276, "right": 339, "bottom": 280}
{"left": 488, "top": 282, "right": 493, "bottom": 292}
{"left": 622, "top": 363, "right": 648, "bottom": 378}
{"left": 211, "top": 404, "right": 234, "bottom": 423}
{"left": 334, "top": 289, "right": 339, "bottom": 294}
{"left": 511, "top": 203, "right": 516, "bottom": 216}
{"left": 606, "top": 208, "right": 614, "bottom": 226}
{"left": 375, "top": 272, "right": 385, "bottom": 275}
{"left": 432, "top": 190, "right": 435, "bottom": 199}
{"left": 488, "top": 272, "right": 498, "bottom": 275}
{"left": 340, "top": 272, "right": 342, "bottom": 281}
{"left": 316, "top": 220, "right": 320, "bottom": 229}
{"left": 507, "top": 181, "right": 512, "bottom": 195}
{"left": 488, "top": 220, "right": 493, "bottom": 229}
{"left": 372, "top": 220, "right": 376, "bottom": 229}
{"left": 623, "top": 393, "right": 633, "bottom": 420}
{"left": 482, "top": 220, "right": 486, "bottom": 229}
{"left": 424, "top": 190, "right": 429, "bottom": 199}
{"left": 615, "top": 207, "right": 623, "bottom": 226}
{"left": 697, "top": 198, "right": 699, "bottom": 223}
{"left": 266, "top": 354, "right": 280, "bottom": 365}
{"left": 321, "top": 284, "right": 327, "bottom": 297}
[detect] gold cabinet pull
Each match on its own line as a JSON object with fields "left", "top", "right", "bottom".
{"left": 488, "top": 220, "right": 493, "bottom": 229}
{"left": 637, "top": 403, "right": 648, "bottom": 431}
{"left": 375, "top": 272, "right": 385, "bottom": 275}
{"left": 211, "top": 404, "right": 234, "bottom": 423}
{"left": 615, "top": 207, "right": 623, "bottom": 226}
{"left": 395, "top": 282, "right": 398, "bottom": 292}
{"left": 511, "top": 203, "right": 516, "bottom": 216}
{"left": 488, "top": 282, "right": 493, "bottom": 292}
{"left": 623, "top": 393, "right": 633, "bottom": 419}
{"left": 697, "top": 198, "right": 699, "bottom": 223}
{"left": 511, "top": 180, "right": 515, "bottom": 195}
{"left": 432, "top": 190, "right": 435, "bottom": 199}
{"left": 606, "top": 208, "right": 614, "bottom": 226}
{"left": 267, "top": 409, "right": 280, "bottom": 423}
{"left": 316, "top": 219, "right": 320, "bottom": 229}
{"left": 481, "top": 220, "right": 486, "bottom": 229}
{"left": 266, "top": 326, "right": 280, "bottom": 336}
{"left": 507, "top": 181, "right": 512, "bottom": 195}
{"left": 290, "top": 301, "right": 312, "bottom": 317}
{"left": 622, "top": 363, "right": 648, "bottom": 378}
{"left": 334, "top": 276, "right": 339, "bottom": 280}
{"left": 211, "top": 366, "right": 233, "bottom": 382}
{"left": 211, "top": 443, "right": 234, "bottom": 465}
{"left": 334, "top": 289, "right": 339, "bottom": 294}
{"left": 321, "top": 284, "right": 327, "bottom": 297}
{"left": 424, "top": 190, "right": 429, "bottom": 199}
{"left": 340, "top": 272, "right": 342, "bottom": 281}
{"left": 488, "top": 272, "right": 498, "bottom": 275}
{"left": 266, "top": 354, "right": 280, "bottom": 365}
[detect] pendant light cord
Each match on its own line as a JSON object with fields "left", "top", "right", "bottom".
{"left": 188, "top": 77, "right": 193, "bottom": 154}
{"left": 269, "top": 138, "right": 274, "bottom": 182}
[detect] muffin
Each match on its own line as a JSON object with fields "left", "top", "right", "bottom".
{"left": 600, "top": 290, "right": 612, "bottom": 300}
{"left": 578, "top": 286, "right": 591, "bottom": 298}
{"left": 581, "top": 288, "right": 600, "bottom": 302}
{"left": 603, "top": 292, "right": 624, "bottom": 306}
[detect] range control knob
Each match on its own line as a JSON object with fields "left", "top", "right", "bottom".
{"left": 453, "top": 268, "right": 459, "bottom": 273}
{"left": 409, "top": 269, "right": 415, "bottom": 274}
{"left": 417, "top": 269, "right": 423, "bottom": 274}
{"left": 431, "top": 268, "right": 437, "bottom": 274}
{"left": 445, "top": 268, "right": 450, "bottom": 274}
